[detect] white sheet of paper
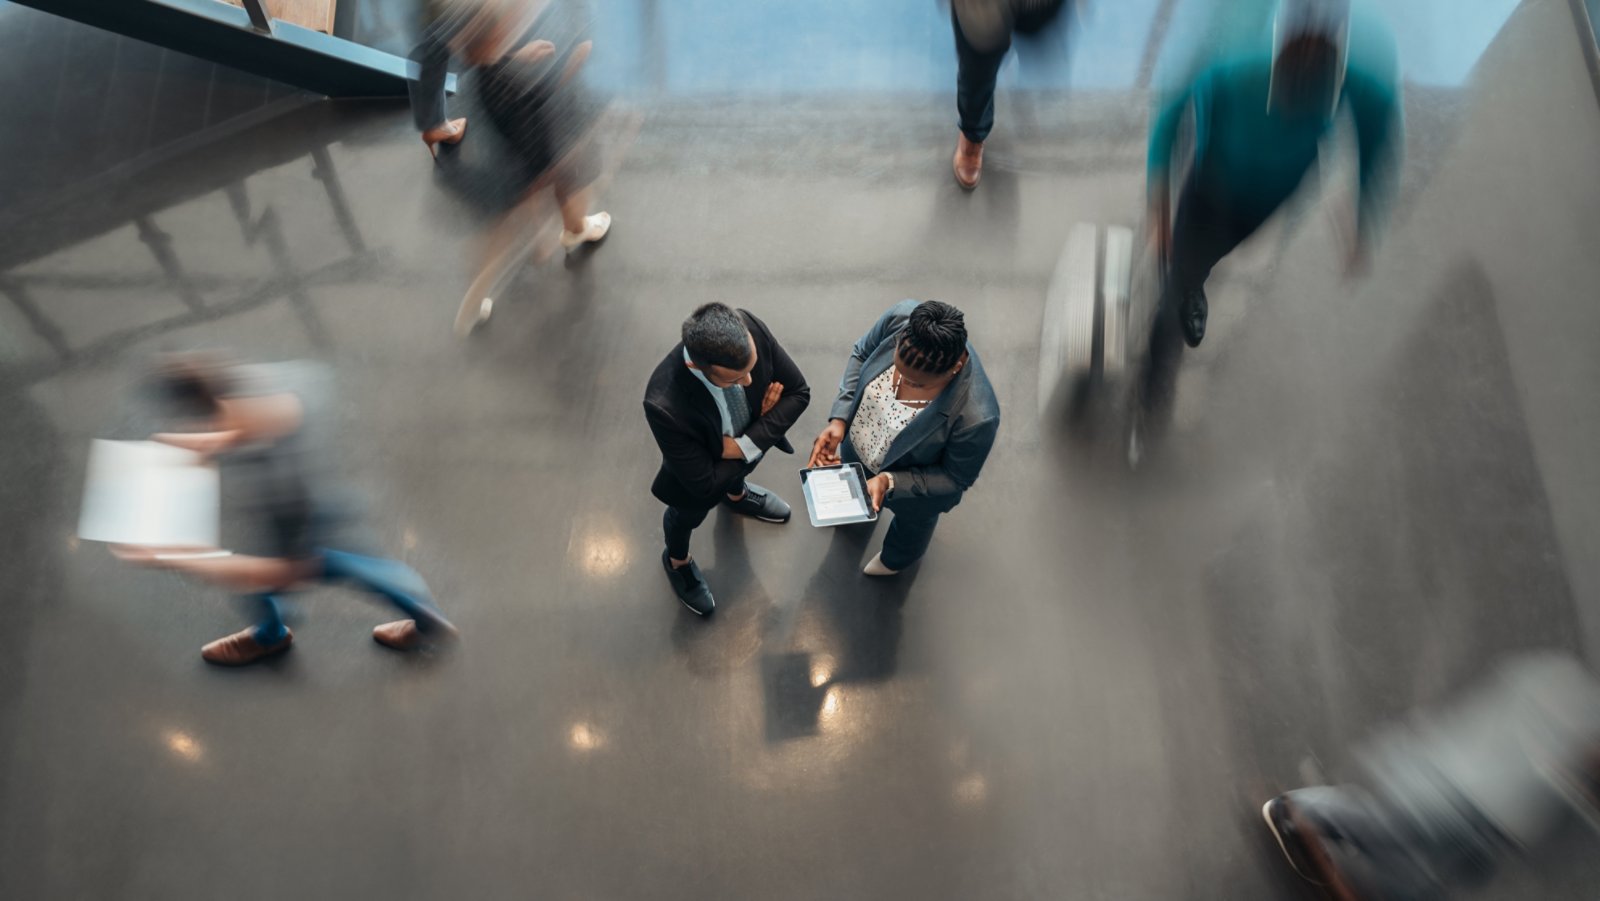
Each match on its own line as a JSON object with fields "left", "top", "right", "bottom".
{"left": 77, "top": 440, "right": 221, "bottom": 548}
{"left": 809, "top": 468, "right": 867, "bottom": 520}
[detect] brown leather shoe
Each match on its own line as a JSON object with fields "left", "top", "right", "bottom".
{"left": 372, "top": 619, "right": 460, "bottom": 651}
{"left": 953, "top": 133, "right": 984, "bottom": 189}
{"left": 201, "top": 627, "right": 292, "bottom": 666}
{"left": 421, "top": 117, "right": 467, "bottom": 161}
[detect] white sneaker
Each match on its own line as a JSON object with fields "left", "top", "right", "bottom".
{"left": 454, "top": 296, "right": 493, "bottom": 337}
{"left": 560, "top": 212, "right": 611, "bottom": 251}
{"left": 863, "top": 552, "right": 900, "bottom": 577}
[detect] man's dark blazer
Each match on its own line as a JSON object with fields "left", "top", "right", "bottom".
{"left": 644, "top": 310, "right": 810, "bottom": 510}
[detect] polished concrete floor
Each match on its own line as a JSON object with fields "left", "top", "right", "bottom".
{"left": 2, "top": 1, "right": 1599, "bottom": 899}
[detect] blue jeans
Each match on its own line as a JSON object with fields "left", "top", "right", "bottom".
{"left": 248, "top": 549, "right": 452, "bottom": 644}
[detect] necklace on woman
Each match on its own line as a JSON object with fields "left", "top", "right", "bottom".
{"left": 892, "top": 371, "right": 932, "bottom": 406}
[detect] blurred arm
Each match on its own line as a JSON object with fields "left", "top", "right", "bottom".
{"left": 115, "top": 546, "right": 314, "bottom": 593}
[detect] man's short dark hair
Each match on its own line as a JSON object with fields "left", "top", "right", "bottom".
{"left": 898, "top": 301, "right": 968, "bottom": 375}
{"left": 145, "top": 353, "right": 236, "bottom": 420}
{"left": 682, "top": 303, "right": 752, "bottom": 371}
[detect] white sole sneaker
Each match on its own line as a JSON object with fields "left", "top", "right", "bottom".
{"left": 560, "top": 212, "right": 611, "bottom": 251}
{"left": 454, "top": 297, "right": 493, "bottom": 337}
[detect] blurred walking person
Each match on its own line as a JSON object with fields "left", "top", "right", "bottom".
{"left": 1263, "top": 654, "right": 1600, "bottom": 899}
{"left": 114, "top": 355, "right": 459, "bottom": 666}
{"left": 1141, "top": 0, "right": 1401, "bottom": 419}
{"left": 408, "top": 0, "right": 614, "bottom": 333}
{"left": 950, "top": 0, "right": 1070, "bottom": 188}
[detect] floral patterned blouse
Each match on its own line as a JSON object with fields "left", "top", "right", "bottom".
{"left": 848, "top": 367, "right": 923, "bottom": 474}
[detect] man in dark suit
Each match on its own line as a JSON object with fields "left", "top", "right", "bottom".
{"left": 644, "top": 303, "right": 810, "bottom": 615}
{"left": 807, "top": 300, "right": 1000, "bottom": 575}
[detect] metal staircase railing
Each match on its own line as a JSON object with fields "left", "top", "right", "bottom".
{"left": 11, "top": 0, "right": 420, "bottom": 97}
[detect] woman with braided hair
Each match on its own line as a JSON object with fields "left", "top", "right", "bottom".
{"left": 808, "top": 301, "right": 1001, "bottom": 576}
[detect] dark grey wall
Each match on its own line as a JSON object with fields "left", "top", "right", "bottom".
{"left": 0, "top": 2, "right": 307, "bottom": 214}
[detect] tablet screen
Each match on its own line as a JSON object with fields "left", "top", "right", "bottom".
{"left": 800, "top": 464, "right": 877, "bottom": 527}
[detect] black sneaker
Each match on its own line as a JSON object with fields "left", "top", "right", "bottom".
{"left": 662, "top": 549, "right": 715, "bottom": 616}
{"left": 1179, "top": 288, "right": 1207, "bottom": 348}
{"left": 723, "top": 482, "right": 791, "bottom": 523}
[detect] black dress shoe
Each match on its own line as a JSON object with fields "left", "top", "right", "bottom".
{"left": 723, "top": 482, "right": 791, "bottom": 523}
{"left": 662, "top": 549, "right": 715, "bottom": 615}
{"left": 1180, "top": 287, "right": 1208, "bottom": 347}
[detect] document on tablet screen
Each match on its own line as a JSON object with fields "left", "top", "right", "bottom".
{"left": 809, "top": 467, "right": 868, "bottom": 520}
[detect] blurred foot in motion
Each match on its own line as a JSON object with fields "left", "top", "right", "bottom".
{"left": 953, "top": 134, "right": 984, "bottom": 189}
{"left": 202, "top": 626, "right": 293, "bottom": 666}
{"left": 1179, "top": 287, "right": 1207, "bottom": 347}
{"left": 1262, "top": 790, "right": 1371, "bottom": 899}
{"left": 560, "top": 211, "right": 611, "bottom": 251}
{"left": 421, "top": 117, "right": 468, "bottom": 161}
{"left": 455, "top": 297, "right": 494, "bottom": 337}
{"left": 373, "top": 618, "right": 461, "bottom": 651}
{"left": 1262, "top": 654, "right": 1600, "bottom": 900}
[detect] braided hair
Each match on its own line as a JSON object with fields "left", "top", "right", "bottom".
{"left": 897, "top": 301, "right": 968, "bottom": 376}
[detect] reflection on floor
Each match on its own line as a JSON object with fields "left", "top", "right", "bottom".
{"left": 1, "top": 1, "right": 1598, "bottom": 899}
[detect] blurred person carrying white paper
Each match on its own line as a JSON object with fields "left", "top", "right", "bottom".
{"left": 103, "top": 356, "right": 458, "bottom": 666}
{"left": 77, "top": 439, "right": 221, "bottom": 550}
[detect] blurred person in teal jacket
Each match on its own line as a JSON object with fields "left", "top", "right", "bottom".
{"left": 1142, "top": 0, "right": 1401, "bottom": 413}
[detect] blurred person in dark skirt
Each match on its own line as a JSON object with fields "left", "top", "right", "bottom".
{"left": 408, "top": 0, "right": 615, "bottom": 333}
